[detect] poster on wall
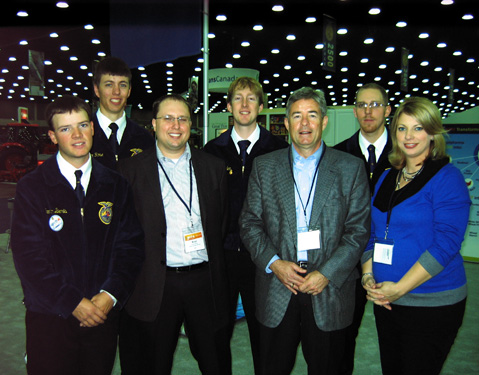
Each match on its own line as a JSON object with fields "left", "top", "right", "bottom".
{"left": 445, "top": 124, "right": 479, "bottom": 262}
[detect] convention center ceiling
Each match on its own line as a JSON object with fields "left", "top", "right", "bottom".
{"left": 1, "top": 0, "right": 478, "bottom": 117}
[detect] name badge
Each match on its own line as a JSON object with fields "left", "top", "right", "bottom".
{"left": 183, "top": 224, "right": 206, "bottom": 253}
{"left": 298, "top": 228, "right": 321, "bottom": 251}
{"left": 373, "top": 238, "right": 394, "bottom": 265}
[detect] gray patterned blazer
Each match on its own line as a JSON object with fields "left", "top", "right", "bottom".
{"left": 239, "top": 145, "right": 371, "bottom": 331}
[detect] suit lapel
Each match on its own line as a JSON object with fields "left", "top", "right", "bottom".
{"left": 275, "top": 148, "right": 298, "bottom": 248}
{"left": 310, "top": 147, "right": 336, "bottom": 229}
{"left": 190, "top": 148, "right": 208, "bottom": 231}
{"left": 143, "top": 149, "right": 165, "bottom": 214}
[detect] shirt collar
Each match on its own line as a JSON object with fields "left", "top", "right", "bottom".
{"left": 96, "top": 108, "right": 127, "bottom": 137}
{"left": 359, "top": 127, "right": 388, "bottom": 161}
{"left": 156, "top": 142, "right": 191, "bottom": 164}
{"left": 231, "top": 124, "right": 260, "bottom": 154}
{"left": 56, "top": 152, "right": 92, "bottom": 191}
{"left": 291, "top": 141, "right": 323, "bottom": 168}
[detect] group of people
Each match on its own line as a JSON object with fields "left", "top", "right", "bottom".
{"left": 10, "top": 56, "right": 470, "bottom": 375}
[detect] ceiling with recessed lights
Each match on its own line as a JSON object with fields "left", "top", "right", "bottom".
{"left": 1, "top": 0, "right": 478, "bottom": 119}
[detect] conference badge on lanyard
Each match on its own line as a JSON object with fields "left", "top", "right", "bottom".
{"left": 373, "top": 238, "right": 394, "bottom": 265}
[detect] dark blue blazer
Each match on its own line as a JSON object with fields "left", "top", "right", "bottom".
{"left": 11, "top": 156, "right": 144, "bottom": 318}
{"left": 91, "top": 114, "right": 154, "bottom": 170}
{"left": 204, "top": 126, "right": 288, "bottom": 251}
{"left": 334, "top": 129, "right": 392, "bottom": 193}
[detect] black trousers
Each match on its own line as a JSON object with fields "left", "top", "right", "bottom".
{"left": 259, "top": 292, "right": 347, "bottom": 375}
{"left": 223, "top": 249, "right": 261, "bottom": 375}
{"left": 119, "top": 265, "right": 226, "bottom": 375}
{"left": 339, "top": 277, "right": 367, "bottom": 375}
{"left": 25, "top": 309, "right": 119, "bottom": 375}
{"left": 374, "top": 298, "right": 466, "bottom": 375}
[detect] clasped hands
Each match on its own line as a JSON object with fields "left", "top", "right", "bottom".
{"left": 270, "top": 259, "right": 329, "bottom": 296}
{"left": 72, "top": 292, "right": 114, "bottom": 328}
{"left": 362, "top": 275, "right": 405, "bottom": 310}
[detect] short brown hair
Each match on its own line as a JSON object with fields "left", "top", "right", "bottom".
{"left": 45, "top": 96, "right": 92, "bottom": 131}
{"left": 227, "top": 77, "right": 264, "bottom": 106}
{"left": 93, "top": 57, "right": 132, "bottom": 88}
{"left": 152, "top": 94, "right": 191, "bottom": 119}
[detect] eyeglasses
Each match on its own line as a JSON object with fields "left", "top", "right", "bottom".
{"left": 355, "top": 101, "right": 385, "bottom": 110}
{"left": 156, "top": 115, "right": 190, "bottom": 124}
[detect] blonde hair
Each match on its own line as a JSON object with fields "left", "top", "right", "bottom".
{"left": 389, "top": 97, "right": 448, "bottom": 169}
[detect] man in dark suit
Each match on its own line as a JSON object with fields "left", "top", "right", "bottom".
{"left": 239, "top": 87, "right": 370, "bottom": 375}
{"left": 334, "top": 82, "right": 392, "bottom": 375}
{"left": 204, "top": 77, "right": 288, "bottom": 374}
{"left": 118, "top": 94, "right": 229, "bottom": 375}
{"left": 90, "top": 56, "right": 154, "bottom": 170}
{"left": 11, "top": 96, "right": 144, "bottom": 375}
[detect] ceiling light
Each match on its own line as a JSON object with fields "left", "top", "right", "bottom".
{"left": 70, "top": 56, "right": 78, "bottom": 61}
{"left": 338, "top": 28, "right": 348, "bottom": 35}
{"left": 225, "top": 63, "right": 233, "bottom": 68}
{"left": 17, "top": 11, "right": 28, "bottom": 17}
{"left": 91, "top": 39, "right": 101, "bottom": 44}
{"left": 441, "top": 0, "right": 454, "bottom": 4}
{"left": 241, "top": 41, "right": 250, "bottom": 47}
{"left": 396, "top": 21, "right": 407, "bottom": 28}
{"left": 60, "top": 45, "right": 69, "bottom": 51}
{"left": 84, "top": 24, "right": 94, "bottom": 30}
{"left": 271, "top": 49, "right": 280, "bottom": 54}
{"left": 361, "top": 58, "right": 369, "bottom": 63}
{"left": 56, "top": 2, "right": 69, "bottom": 8}
{"left": 297, "top": 56, "right": 305, "bottom": 60}
{"left": 216, "top": 15, "right": 227, "bottom": 21}
{"left": 253, "top": 25, "right": 263, "bottom": 31}
{"left": 434, "top": 67, "right": 443, "bottom": 72}
{"left": 339, "top": 51, "right": 348, "bottom": 56}
{"left": 233, "top": 54, "right": 240, "bottom": 59}
{"left": 306, "top": 17, "right": 316, "bottom": 23}
{"left": 208, "top": 33, "right": 215, "bottom": 38}
{"left": 19, "top": 40, "right": 28, "bottom": 45}
{"left": 453, "top": 51, "right": 462, "bottom": 56}
{"left": 419, "top": 33, "right": 429, "bottom": 39}
{"left": 315, "top": 43, "right": 324, "bottom": 49}
{"left": 379, "top": 64, "right": 387, "bottom": 69}
{"left": 364, "top": 38, "right": 374, "bottom": 44}
{"left": 385, "top": 47, "right": 395, "bottom": 52}
{"left": 8, "top": 57, "right": 16, "bottom": 61}
{"left": 463, "top": 14, "right": 474, "bottom": 20}
{"left": 467, "top": 58, "right": 475, "bottom": 63}
{"left": 286, "top": 35, "right": 296, "bottom": 40}
{"left": 369, "top": 8, "right": 381, "bottom": 15}
{"left": 437, "top": 43, "right": 447, "bottom": 48}
{"left": 272, "top": 5, "right": 284, "bottom": 12}
{"left": 420, "top": 61, "right": 429, "bottom": 66}
{"left": 80, "top": 65, "right": 88, "bottom": 70}
{"left": 260, "top": 59, "right": 267, "bottom": 64}
{"left": 21, "top": 65, "right": 29, "bottom": 70}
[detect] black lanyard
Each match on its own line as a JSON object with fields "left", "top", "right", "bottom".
{"left": 384, "top": 171, "right": 407, "bottom": 239}
{"left": 157, "top": 158, "right": 193, "bottom": 223}
{"left": 288, "top": 146, "right": 324, "bottom": 227}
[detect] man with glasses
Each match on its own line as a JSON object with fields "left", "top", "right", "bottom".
{"left": 334, "top": 82, "right": 392, "bottom": 375}
{"left": 118, "top": 94, "right": 229, "bottom": 375}
{"left": 239, "top": 87, "right": 370, "bottom": 375}
{"left": 91, "top": 56, "right": 154, "bottom": 170}
{"left": 204, "top": 77, "right": 288, "bottom": 375}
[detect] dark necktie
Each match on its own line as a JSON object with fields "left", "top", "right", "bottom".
{"left": 367, "top": 144, "right": 376, "bottom": 178}
{"left": 238, "top": 140, "right": 251, "bottom": 167}
{"left": 74, "top": 170, "right": 85, "bottom": 207}
{"left": 109, "top": 123, "right": 119, "bottom": 161}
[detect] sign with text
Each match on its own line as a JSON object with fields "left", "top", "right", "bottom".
{"left": 322, "top": 15, "right": 336, "bottom": 73}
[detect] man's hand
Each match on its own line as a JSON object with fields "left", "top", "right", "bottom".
{"left": 298, "top": 270, "right": 329, "bottom": 296}
{"left": 72, "top": 298, "right": 108, "bottom": 328}
{"left": 91, "top": 292, "right": 114, "bottom": 315}
{"left": 270, "top": 259, "right": 307, "bottom": 295}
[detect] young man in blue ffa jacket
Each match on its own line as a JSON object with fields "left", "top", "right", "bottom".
{"left": 11, "top": 96, "right": 144, "bottom": 375}
{"left": 334, "top": 83, "right": 392, "bottom": 375}
{"left": 204, "top": 77, "right": 289, "bottom": 374}
{"left": 90, "top": 56, "right": 154, "bottom": 170}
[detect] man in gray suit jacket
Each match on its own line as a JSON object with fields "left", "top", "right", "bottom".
{"left": 239, "top": 87, "right": 370, "bottom": 375}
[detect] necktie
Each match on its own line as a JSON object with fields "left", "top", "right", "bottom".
{"left": 109, "top": 123, "right": 119, "bottom": 161}
{"left": 74, "top": 170, "right": 85, "bottom": 207}
{"left": 238, "top": 140, "right": 251, "bottom": 167}
{"left": 367, "top": 144, "right": 376, "bottom": 178}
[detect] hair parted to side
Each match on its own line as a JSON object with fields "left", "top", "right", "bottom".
{"left": 286, "top": 87, "right": 327, "bottom": 119}
{"left": 389, "top": 96, "right": 448, "bottom": 169}
{"left": 92, "top": 57, "right": 132, "bottom": 88}
{"left": 45, "top": 95, "right": 92, "bottom": 131}
{"left": 226, "top": 77, "right": 264, "bottom": 106}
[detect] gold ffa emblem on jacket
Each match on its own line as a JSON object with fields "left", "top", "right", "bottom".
{"left": 130, "top": 148, "right": 143, "bottom": 157}
{"left": 98, "top": 201, "right": 113, "bottom": 225}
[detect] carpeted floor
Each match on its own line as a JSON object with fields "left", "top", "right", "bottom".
{"left": 1, "top": 181, "right": 478, "bottom": 375}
